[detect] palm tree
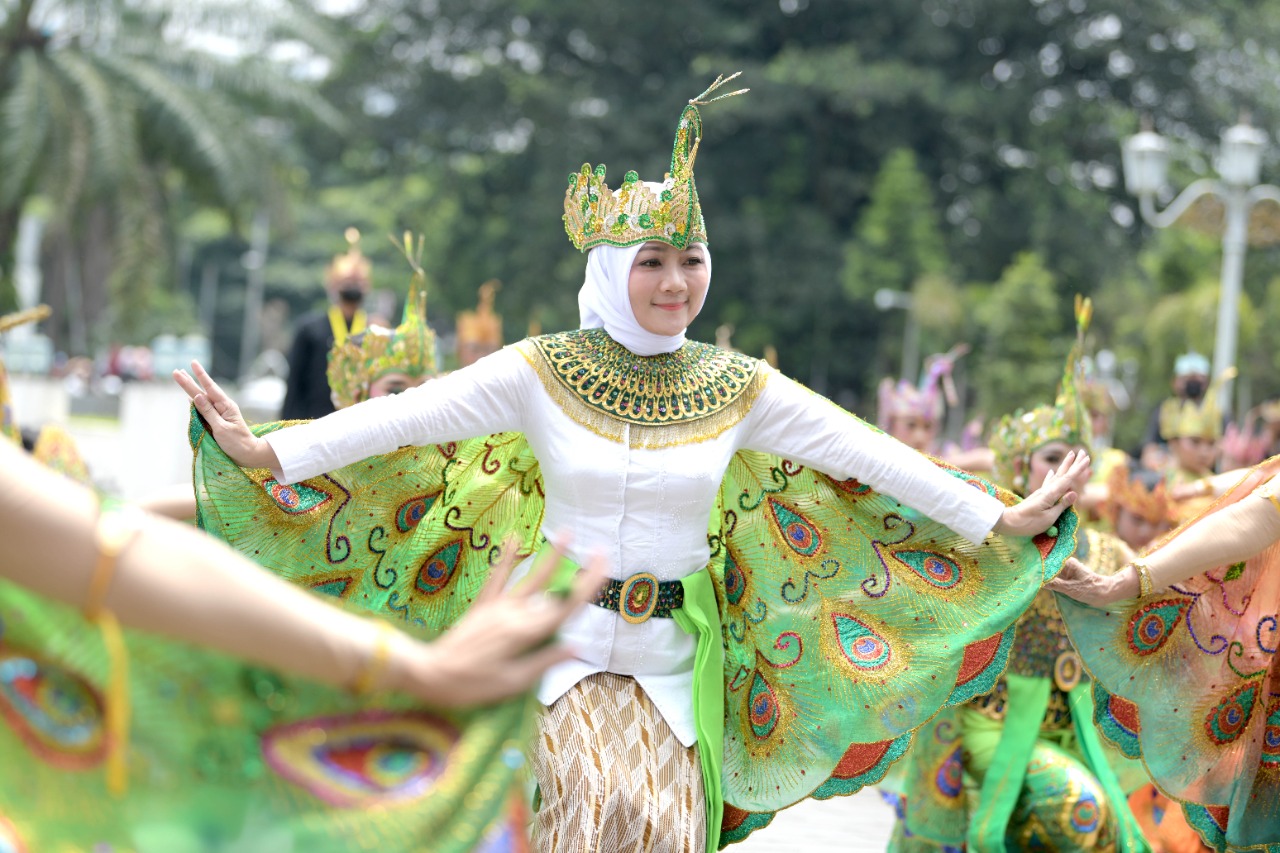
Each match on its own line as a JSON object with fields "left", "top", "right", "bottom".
{"left": 0, "top": 0, "right": 345, "bottom": 345}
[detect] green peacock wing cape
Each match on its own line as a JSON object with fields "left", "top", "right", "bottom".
{"left": 187, "top": 404, "right": 1074, "bottom": 848}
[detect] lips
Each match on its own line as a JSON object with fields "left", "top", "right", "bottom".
{"left": 654, "top": 303, "right": 686, "bottom": 311}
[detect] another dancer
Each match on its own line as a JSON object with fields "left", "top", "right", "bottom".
{"left": 1051, "top": 456, "right": 1280, "bottom": 853}
{"left": 887, "top": 299, "right": 1149, "bottom": 853}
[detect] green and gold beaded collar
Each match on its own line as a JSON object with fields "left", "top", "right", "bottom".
{"left": 515, "top": 328, "right": 768, "bottom": 449}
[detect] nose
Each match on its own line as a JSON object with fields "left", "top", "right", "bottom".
{"left": 659, "top": 266, "right": 689, "bottom": 293}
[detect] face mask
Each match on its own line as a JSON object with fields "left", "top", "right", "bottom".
{"left": 1183, "top": 378, "right": 1204, "bottom": 399}
{"left": 337, "top": 286, "right": 364, "bottom": 303}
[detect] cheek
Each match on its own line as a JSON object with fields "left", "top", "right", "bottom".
{"left": 687, "top": 273, "right": 710, "bottom": 314}
{"left": 628, "top": 274, "right": 655, "bottom": 316}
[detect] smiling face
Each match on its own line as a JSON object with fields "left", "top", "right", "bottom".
{"left": 626, "top": 242, "right": 710, "bottom": 337}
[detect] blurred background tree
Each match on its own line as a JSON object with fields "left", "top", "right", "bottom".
{"left": 0, "top": 0, "right": 342, "bottom": 347}
{"left": 7, "top": 0, "right": 1280, "bottom": 447}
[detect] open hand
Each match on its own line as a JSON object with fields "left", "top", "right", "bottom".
{"left": 394, "top": 536, "right": 607, "bottom": 707}
{"left": 1046, "top": 556, "right": 1137, "bottom": 607}
{"left": 993, "top": 450, "right": 1091, "bottom": 537}
{"left": 174, "top": 361, "right": 275, "bottom": 469}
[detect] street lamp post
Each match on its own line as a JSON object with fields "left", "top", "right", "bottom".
{"left": 1120, "top": 118, "right": 1280, "bottom": 414}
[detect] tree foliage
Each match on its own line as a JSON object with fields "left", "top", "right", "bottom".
{"left": 0, "top": 0, "right": 342, "bottom": 343}
{"left": 12, "top": 0, "right": 1280, "bottom": 439}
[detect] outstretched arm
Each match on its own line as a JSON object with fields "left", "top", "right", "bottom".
{"left": 740, "top": 369, "right": 1089, "bottom": 546}
{"left": 176, "top": 347, "right": 531, "bottom": 484}
{"left": 1050, "top": 476, "right": 1280, "bottom": 606}
{"left": 1, "top": 441, "right": 604, "bottom": 707}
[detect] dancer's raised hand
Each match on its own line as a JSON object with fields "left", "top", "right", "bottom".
{"left": 174, "top": 361, "right": 278, "bottom": 470}
{"left": 993, "top": 449, "right": 1092, "bottom": 537}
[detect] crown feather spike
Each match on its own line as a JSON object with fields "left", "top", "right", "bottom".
{"left": 562, "top": 75, "right": 747, "bottom": 252}
{"left": 689, "top": 71, "right": 750, "bottom": 106}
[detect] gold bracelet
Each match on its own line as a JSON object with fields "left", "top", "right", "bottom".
{"left": 87, "top": 502, "right": 142, "bottom": 618}
{"left": 1260, "top": 480, "right": 1280, "bottom": 516}
{"left": 1132, "top": 559, "right": 1155, "bottom": 598}
{"left": 351, "top": 621, "right": 394, "bottom": 696}
{"left": 90, "top": 500, "right": 142, "bottom": 797}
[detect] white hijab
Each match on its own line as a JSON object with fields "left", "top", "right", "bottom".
{"left": 577, "top": 241, "right": 712, "bottom": 357}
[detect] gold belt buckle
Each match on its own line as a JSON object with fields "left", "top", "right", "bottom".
{"left": 618, "top": 572, "right": 660, "bottom": 624}
{"left": 1053, "top": 651, "right": 1083, "bottom": 692}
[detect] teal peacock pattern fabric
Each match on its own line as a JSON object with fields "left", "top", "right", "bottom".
{"left": 1057, "top": 518, "right": 1280, "bottom": 853}
{"left": 1054, "top": 540, "right": 1274, "bottom": 845}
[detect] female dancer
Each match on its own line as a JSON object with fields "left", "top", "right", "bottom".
{"left": 1050, "top": 456, "right": 1280, "bottom": 853}
{"left": 178, "top": 75, "right": 1089, "bottom": 851}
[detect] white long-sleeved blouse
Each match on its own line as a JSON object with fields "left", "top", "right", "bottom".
{"left": 266, "top": 342, "right": 1006, "bottom": 745}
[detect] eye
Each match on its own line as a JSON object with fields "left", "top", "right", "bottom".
{"left": 638, "top": 257, "right": 661, "bottom": 268}
{"left": 684, "top": 255, "right": 704, "bottom": 265}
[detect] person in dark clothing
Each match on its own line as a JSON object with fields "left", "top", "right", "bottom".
{"left": 281, "top": 228, "right": 371, "bottom": 420}
{"left": 1138, "top": 351, "right": 1211, "bottom": 470}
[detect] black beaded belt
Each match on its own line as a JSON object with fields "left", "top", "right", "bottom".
{"left": 592, "top": 572, "right": 684, "bottom": 624}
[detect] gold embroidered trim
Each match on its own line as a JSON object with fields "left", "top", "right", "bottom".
{"left": 515, "top": 331, "right": 770, "bottom": 449}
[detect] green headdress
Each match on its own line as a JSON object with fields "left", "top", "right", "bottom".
{"left": 990, "top": 296, "right": 1094, "bottom": 494}
{"left": 327, "top": 234, "right": 437, "bottom": 409}
{"left": 562, "top": 72, "right": 748, "bottom": 252}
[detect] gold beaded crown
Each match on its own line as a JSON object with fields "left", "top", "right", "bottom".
{"left": 563, "top": 73, "right": 747, "bottom": 252}
{"left": 990, "top": 296, "right": 1094, "bottom": 493}
{"left": 327, "top": 234, "right": 436, "bottom": 409}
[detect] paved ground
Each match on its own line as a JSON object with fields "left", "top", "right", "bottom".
{"left": 736, "top": 788, "right": 894, "bottom": 852}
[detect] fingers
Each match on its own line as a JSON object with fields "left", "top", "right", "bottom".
{"left": 565, "top": 551, "right": 608, "bottom": 610}
{"left": 172, "top": 368, "right": 204, "bottom": 401}
{"left": 507, "top": 643, "right": 577, "bottom": 690}
{"left": 476, "top": 536, "right": 520, "bottom": 606}
{"left": 519, "top": 532, "right": 571, "bottom": 596}
{"left": 191, "top": 361, "right": 228, "bottom": 406}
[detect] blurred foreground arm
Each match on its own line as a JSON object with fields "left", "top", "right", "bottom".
{"left": 1049, "top": 475, "right": 1280, "bottom": 606}
{"left": 0, "top": 441, "right": 603, "bottom": 707}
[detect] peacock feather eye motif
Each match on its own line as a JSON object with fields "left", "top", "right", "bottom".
{"left": 262, "top": 479, "right": 331, "bottom": 515}
{"left": 767, "top": 499, "right": 821, "bottom": 557}
{"left": 1204, "top": 682, "right": 1260, "bottom": 746}
{"left": 1261, "top": 700, "right": 1280, "bottom": 768}
{"left": 747, "top": 672, "right": 780, "bottom": 740}
{"left": 1126, "top": 599, "right": 1191, "bottom": 656}
{"left": 723, "top": 550, "right": 747, "bottom": 606}
{"left": 415, "top": 541, "right": 463, "bottom": 595}
{"left": 395, "top": 493, "right": 438, "bottom": 533}
{"left": 933, "top": 746, "right": 963, "bottom": 799}
{"left": 0, "top": 649, "right": 106, "bottom": 769}
{"left": 261, "top": 710, "right": 458, "bottom": 807}
{"left": 893, "top": 550, "right": 963, "bottom": 589}
{"left": 831, "top": 614, "right": 892, "bottom": 671}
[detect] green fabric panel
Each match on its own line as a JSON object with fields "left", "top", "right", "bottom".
{"left": 1067, "top": 684, "right": 1152, "bottom": 853}
{"left": 674, "top": 568, "right": 725, "bottom": 853}
{"left": 966, "top": 674, "right": 1051, "bottom": 853}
